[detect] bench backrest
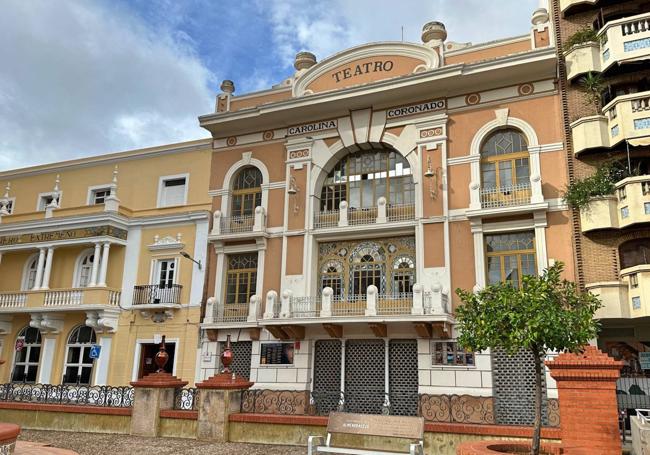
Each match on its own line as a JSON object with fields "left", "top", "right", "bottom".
{"left": 327, "top": 412, "right": 424, "bottom": 440}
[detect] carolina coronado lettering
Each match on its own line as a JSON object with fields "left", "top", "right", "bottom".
{"left": 387, "top": 99, "right": 447, "bottom": 119}
{"left": 288, "top": 120, "right": 337, "bottom": 136}
{"left": 331, "top": 60, "right": 394, "bottom": 83}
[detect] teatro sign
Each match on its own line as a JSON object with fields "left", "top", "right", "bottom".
{"left": 0, "top": 226, "right": 128, "bottom": 247}
{"left": 387, "top": 99, "right": 446, "bottom": 119}
{"left": 331, "top": 60, "right": 394, "bottom": 83}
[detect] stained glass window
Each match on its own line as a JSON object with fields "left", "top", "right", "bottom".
{"left": 485, "top": 231, "right": 536, "bottom": 288}
{"left": 480, "top": 129, "right": 529, "bottom": 190}
{"left": 231, "top": 167, "right": 262, "bottom": 217}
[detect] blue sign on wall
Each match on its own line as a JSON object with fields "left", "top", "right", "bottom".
{"left": 89, "top": 345, "right": 101, "bottom": 360}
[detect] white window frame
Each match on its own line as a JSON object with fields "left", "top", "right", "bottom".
{"left": 21, "top": 253, "right": 40, "bottom": 291}
{"left": 149, "top": 257, "right": 180, "bottom": 286}
{"left": 3, "top": 197, "right": 15, "bottom": 214}
{"left": 86, "top": 184, "right": 112, "bottom": 206}
{"left": 36, "top": 191, "right": 62, "bottom": 211}
{"left": 63, "top": 325, "right": 97, "bottom": 385}
{"left": 11, "top": 327, "right": 42, "bottom": 384}
{"left": 72, "top": 248, "right": 97, "bottom": 288}
{"left": 157, "top": 173, "right": 189, "bottom": 208}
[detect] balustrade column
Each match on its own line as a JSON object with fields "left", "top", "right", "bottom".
{"left": 338, "top": 201, "right": 348, "bottom": 227}
{"left": 320, "top": 287, "right": 333, "bottom": 317}
{"left": 280, "top": 290, "right": 291, "bottom": 318}
{"left": 376, "top": 197, "right": 387, "bottom": 223}
{"left": 263, "top": 291, "right": 277, "bottom": 319}
{"left": 32, "top": 248, "right": 47, "bottom": 291}
{"left": 40, "top": 247, "right": 55, "bottom": 290}
{"left": 411, "top": 284, "right": 424, "bottom": 315}
{"left": 97, "top": 242, "right": 111, "bottom": 287}
{"left": 365, "top": 285, "right": 377, "bottom": 316}
{"left": 247, "top": 295, "right": 259, "bottom": 323}
{"left": 89, "top": 242, "right": 102, "bottom": 287}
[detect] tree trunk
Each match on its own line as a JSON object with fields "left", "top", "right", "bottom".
{"left": 531, "top": 349, "right": 543, "bottom": 455}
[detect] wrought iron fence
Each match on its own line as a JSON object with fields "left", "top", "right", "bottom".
{"left": 132, "top": 284, "right": 182, "bottom": 305}
{"left": 174, "top": 387, "right": 198, "bottom": 411}
{"left": 0, "top": 383, "right": 134, "bottom": 408}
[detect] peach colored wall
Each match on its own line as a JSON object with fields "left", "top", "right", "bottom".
{"left": 307, "top": 56, "right": 424, "bottom": 94}
{"left": 445, "top": 39, "right": 531, "bottom": 65}
{"left": 449, "top": 221, "right": 476, "bottom": 311}
{"left": 287, "top": 167, "right": 307, "bottom": 231}
{"left": 264, "top": 237, "right": 283, "bottom": 296}
{"left": 285, "top": 236, "right": 304, "bottom": 276}
{"left": 210, "top": 143, "right": 286, "bottom": 191}
{"left": 230, "top": 90, "right": 293, "bottom": 112}
{"left": 545, "top": 211, "right": 576, "bottom": 282}
{"left": 423, "top": 223, "right": 445, "bottom": 268}
{"left": 448, "top": 163, "right": 471, "bottom": 211}
{"left": 540, "top": 150, "right": 569, "bottom": 200}
{"left": 267, "top": 189, "right": 285, "bottom": 228}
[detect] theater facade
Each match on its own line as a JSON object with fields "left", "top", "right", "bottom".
{"left": 197, "top": 9, "right": 573, "bottom": 422}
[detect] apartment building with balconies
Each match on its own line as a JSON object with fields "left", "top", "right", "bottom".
{"left": 552, "top": 0, "right": 650, "bottom": 375}
{"left": 196, "top": 8, "right": 572, "bottom": 424}
{"left": 0, "top": 140, "right": 211, "bottom": 386}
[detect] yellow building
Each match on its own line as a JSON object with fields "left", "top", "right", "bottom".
{"left": 0, "top": 139, "right": 212, "bottom": 386}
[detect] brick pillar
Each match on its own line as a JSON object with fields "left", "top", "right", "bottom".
{"left": 545, "top": 346, "right": 623, "bottom": 455}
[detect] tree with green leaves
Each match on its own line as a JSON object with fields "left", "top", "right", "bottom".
{"left": 455, "top": 262, "right": 601, "bottom": 455}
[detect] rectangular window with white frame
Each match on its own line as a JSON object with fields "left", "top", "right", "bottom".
{"left": 37, "top": 192, "right": 61, "bottom": 211}
{"left": 148, "top": 258, "right": 180, "bottom": 304}
{"left": 87, "top": 186, "right": 111, "bottom": 205}
{"left": 158, "top": 174, "right": 189, "bottom": 208}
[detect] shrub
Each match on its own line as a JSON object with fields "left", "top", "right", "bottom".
{"left": 563, "top": 162, "right": 627, "bottom": 209}
{"left": 563, "top": 27, "right": 599, "bottom": 52}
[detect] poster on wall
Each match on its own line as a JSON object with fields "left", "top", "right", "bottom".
{"left": 639, "top": 352, "right": 650, "bottom": 370}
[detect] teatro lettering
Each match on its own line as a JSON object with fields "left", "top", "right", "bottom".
{"left": 387, "top": 99, "right": 447, "bottom": 119}
{"left": 288, "top": 120, "right": 338, "bottom": 136}
{"left": 331, "top": 60, "right": 394, "bottom": 83}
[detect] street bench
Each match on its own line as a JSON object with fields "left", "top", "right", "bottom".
{"left": 308, "top": 411, "right": 424, "bottom": 455}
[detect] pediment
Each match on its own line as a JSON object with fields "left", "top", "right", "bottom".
{"left": 293, "top": 42, "right": 439, "bottom": 97}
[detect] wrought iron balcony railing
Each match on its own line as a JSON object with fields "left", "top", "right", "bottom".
{"left": 132, "top": 284, "right": 182, "bottom": 305}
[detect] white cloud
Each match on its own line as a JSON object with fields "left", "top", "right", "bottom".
{"left": 260, "top": 0, "right": 538, "bottom": 65}
{"left": 0, "top": 0, "right": 214, "bottom": 170}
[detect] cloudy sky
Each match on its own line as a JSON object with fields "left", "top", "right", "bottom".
{"left": 0, "top": 0, "right": 539, "bottom": 171}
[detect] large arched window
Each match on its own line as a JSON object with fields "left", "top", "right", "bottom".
{"left": 63, "top": 326, "right": 97, "bottom": 385}
{"left": 11, "top": 327, "right": 42, "bottom": 383}
{"left": 620, "top": 239, "right": 650, "bottom": 270}
{"left": 74, "top": 249, "right": 97, "bottom": 288}
{"left": 480, "top": 128, "right": 529, "bottom": 191}
{"left": 230, "top": 167, "right": 262, "bottom": 218}
{"left": 320, "top": 260, "right": 343, "bottom": 297}
{"left": 392, "top": 256, "right": 415, "bottom": 295}
{"left": 320, "top": 149, "right": 414, "bottom": 211}
{"left": 22, "top": 254, "right": 39, "bottom": 291}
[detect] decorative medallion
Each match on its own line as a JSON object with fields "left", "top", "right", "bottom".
{"left": 420, "top": 127, "right": 443, "bottom": 139}
{"left": 289, "top": 149, "right": 310, "bottom": 160}
{"left": 518, "top": 83, "right": 535, "bottom": 96}
{"left": 263, "top": 130, "right": 274, "bottom": 141}
{"left": 465, "top": 93, "right": 481, "bottom": 106}
{"left": 226, "top": 136, "right": 237, "bottom": 146}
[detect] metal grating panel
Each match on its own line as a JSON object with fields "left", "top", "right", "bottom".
{"left": 492, "top": 348, "right": 548, "bottom": 426}
{"left": 389, "top": 339, "right": 418, "bottom": 416}
{"left": 312, "top": 340, "right": 342, "bottom": 415}
{"left": 219, "top": 341, "right": 252, "bottom": 380}
{"left": 345, "top": 339, "right": 385, "bottom": 415}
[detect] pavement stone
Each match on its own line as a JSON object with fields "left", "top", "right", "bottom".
{"left": 19, "top": 430, "right": 306, "bottom": 455}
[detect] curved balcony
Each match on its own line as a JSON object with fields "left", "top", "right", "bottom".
{"left": 621, "top": 265, "right": 650, "bottom": 318}
{"left": 580, "top": 176, "right": 650, "bottom": 233}
{"left": 559, "top": 0, "right": 597, "bottom": 16}
{"left": 571, "top": 91, "right": 650, "bottom": 154}
{"left": 565, "top": 43, "right": 602, "bottom": 81}
{"left": 600, "top": 13, "right": 650, "bottom": 73}
{"left": 586, "top": 281, "right": 629, "bottom": 319}
{"left": 579, "top": 196, "right": 618, "bottom": 232}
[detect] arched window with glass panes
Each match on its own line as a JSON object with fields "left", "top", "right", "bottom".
{"left": 22, "top": 254, "right": 39, "bottom": 291}
{"left": 480, "top": 129, "right": 530, "bottom": 207}
{"left": 63, "top": 326, "right": 97, "bottom": 385}
{"left": 231, "top": 167, "right": 262, "bottom": 218}
{"left": 11, "top": 327, "right": 42, "bottom": 383}
{"left": 74, "top": 249, "right": 97, "bottom": 288}
{"left": 319, "top": 149, "right": 414, "bottom": 213}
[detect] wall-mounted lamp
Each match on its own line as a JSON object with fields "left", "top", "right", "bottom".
{"left": 424, "top": 156, "right": 438, "bottom": 199}
{"left": 288, "top": 176, "right": 300, "bottom": 213}
{"left": 180, "top": 251, "right": 202, "bottom": 270}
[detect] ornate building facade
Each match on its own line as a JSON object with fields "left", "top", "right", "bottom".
{"left": 0, "top": 141, "right": 211, "bottom": 386}
{"left": 197, "top": 5, "right": 572, "bottom": 422}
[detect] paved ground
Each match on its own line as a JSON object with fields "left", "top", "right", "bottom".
{"left": 19, "top": 430, "right": 306, "bottom": 455}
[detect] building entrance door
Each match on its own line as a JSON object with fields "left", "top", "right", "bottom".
{"left": 138, "top": 343, "right": 175, "bottom": 378}
{"left": 312, "top": 340, "right": 343, "bottom": 414}
{"left": 388, "top": 339, "right": 418, "bottom": 416}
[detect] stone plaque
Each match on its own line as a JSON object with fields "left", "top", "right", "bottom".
{"left": 327, "top": 412, "right": 423, "bottom": 439}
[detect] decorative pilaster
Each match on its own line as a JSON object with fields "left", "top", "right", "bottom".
{"left": 32, "top": 248, "right": 47, "bottom": 291}
{"left": 89, "top": 243, "right": 102, "bottom": 287}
